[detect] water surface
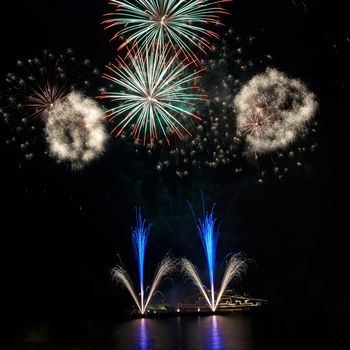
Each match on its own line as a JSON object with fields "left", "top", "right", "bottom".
{"left": 13, "top": 311, "right": 340, "bottom": 350}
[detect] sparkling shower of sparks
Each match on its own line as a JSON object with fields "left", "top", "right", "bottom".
{"left": 187, "top": 193, "right": 220, "bottom": 310}
{"left": 103, "top": 0, "right": 230, "bottom": 61}
{"left": 112, "top": 256, "right": 174, "bottom": 315}
{"left": 111, "top": 265, "right": 142, "bottom": 311}
{"left": 181, "top": 254, "right": 246, "bottom": 312}
{"left": 182, "top": 194, "right": 247, "bottom": 311}
{"left": 99, "top": 46, "right": 206, "bottom": 145}
{"left": 132, "top": 207, "right": 152, "bottom": 313}
{"left": 143, "top": 256, "right": 175, "bottom": 311}
{"left": 112, "top": 208, "right": 174, "bottom": 314}
{"left": 181, "top": 257, "right": 214, "bottom": 310}
{"left": 214, "top": 254, "right": 247, "bottom": 309}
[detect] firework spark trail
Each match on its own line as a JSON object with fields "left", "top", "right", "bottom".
{"left": 111, "top": 265, "right": 142, "bottom": 312}
{"left": 188, "top": 194, "right": 220, "bottom": 310}
{"left": 99, "top": 46, "right": 206, "bottom": 145}
{"left": 144, "top": 256, "right": 175, "bottom": 311}
{"left": 131, "top": 208, "right": 152, "bottom": 313}
{"left": 234, "top": 68, "right": 318, "bottom": 155}
{"left": 214, "top": 254, "right": 247, "bottom": 309}
{"left": 182, "top": 194, "right": 248, "bottom": 312}
{"left": 103, "top": 0, "right": 230, "bottom": 62}
{"left": 45, "top": 92, "right": 107, "bottom": 170}
{"left": 112, "top": 209, "right": 174, "bottom": 314}
{"left": 180, "top": 257, "right": 213, "bottom": 310}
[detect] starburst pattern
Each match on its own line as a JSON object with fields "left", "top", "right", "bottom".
{"left": 240, "top": 105, "right": 273, "bottom": 137}
{"left": 103, "top": 0, "right": 230, "bottom": 61}
{"left": 99, "top": 46, "right": 206, "bottom": 145}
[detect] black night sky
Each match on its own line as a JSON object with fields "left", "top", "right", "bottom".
{"left": 1, "top": 1, "right": 349, "bottom": 349}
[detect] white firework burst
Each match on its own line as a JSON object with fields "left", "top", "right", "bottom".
{"left": 234, "top": 68, "right": 318, "bottom": 155}
{"left": 45, "top": 92, "right": 107, "bottom": 170}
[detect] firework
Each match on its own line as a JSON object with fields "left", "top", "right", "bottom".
{"left": 153, "top": 29, "right": 264, "bottom": 176}
{"left": 143, "top": 256, "right": 175, "bottom": 311}
{"left": 112, "top": 256, "right": 174, "bottom": 315}
{"left": 2, "top": 49, "right": 95, "bottom": 122}
{"left": 111, "top": 265, "right": 142, "bottom": 311}
{"left": 214, "top": 253, "right": 247, "bottom": 310}
{"left": 182, "top": 194, "right": 247, "bottom": 311}
{"left": 103, "top": 0, "right": 230, "bottom": 61}
{"left": 1, "top": 49, "right": 99, "bottom": 160}
{"left": 153, "top": 30, "right": 318, "bottom": 181}
{"left": 180, "top": 258, "right": 213, "bottom": 309}
{"left": 234, "top": 68, "right": 318, "bottom": 155}
{"left": 99, "top": 46, "right": 206, "bottom": 145}
{"left": 181, "top": 253, "right": 246, "bottom": 312}
{"left": 188, "top": 194, "right": 220, "bottom": 309}
{"left": 132, "top": 207, "right": 152, "bottom": 312}
{"left": 112, "top": 208, "right": 175, "bottom": 314}
{"left": 44, "top": 92, "right": 107, "bottom": 170}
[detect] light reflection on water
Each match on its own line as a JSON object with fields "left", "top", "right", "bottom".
{"left": 136, "top": 318, "right": 151, "bottom": 350}
{"left": 114, "top": 315, "right": 254, "bottom": 350}
{"left": 14, "top": 314, "right": 257, "bottom": 350}
{"left": 13, "top": 311, "right": 338, "bottom": 350}
{"left": 210, "top": 316, "right": 224, "bottom": 350}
